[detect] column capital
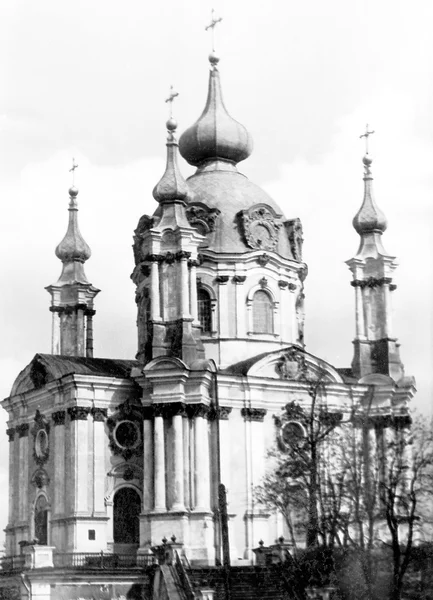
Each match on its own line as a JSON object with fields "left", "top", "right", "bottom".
{"left": 52, "top": 411, "right": 66, "bottom": 426}
{"left": 91, "top": 407, "right": 107, "bottom": 422}
{"left": 68, "top": 406, "right": 91, "bottom": 421}
{"left": 16, "top": 423, "right": 29, "bottom": 437}
{"left": 209, "top": 406, "right": 232, "bottom": 421}
{"left": 6, "top": 427, "right": 15, "bottom": 441}
{"left": 215, "top": 275, "right": 230, "bottom": 284}
{"left": 241, "top": 408, "right": 267, "bottom": 422}
{"left": 233, "top": 275, "right": 246, "bottom": 284}
{"left": 187, "top": 404, "right": 210, "bottom": 419}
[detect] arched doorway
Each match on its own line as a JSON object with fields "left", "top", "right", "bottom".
{"left": 113, "top": 488, "right": 141, "bottom": 550}
{"left": 34, "top": 495, "right": 48, "bottom": 545}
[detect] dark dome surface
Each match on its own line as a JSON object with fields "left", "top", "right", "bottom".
{"left": 187, "top": 165, "right": 292, "bottom": 258}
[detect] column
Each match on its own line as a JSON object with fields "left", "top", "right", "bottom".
{"left": 383, "top": 279, "right": 393, "bottom": 338}
{"left": 50, "top": 308, "right": 61, "bottom": 355}
{"left": 153, "top": 412, "right": 166, "bottom": 511}
{"left": 353, "top": 282, "right": 366, "bottom": 339}
{"left": 86, "top": 310, "right": 96, "bottom": 358}
{"left": 172, "top": 411, "right": 185, "bottom": 511}
{"left": 180, "top": 255, "right": 190, "bottom": 319}
{"left": 92, "top": 408, "right": 107, "bottom": 514}
{"left": 234, "top": 276, "right": 246, "bottom": 337}
{"left": 6, "top": 428, "right": 15, "bottom": 526}
{"left": 288, "top": 284, "right": 297, "bottom": 343}
{"left": 216, "top": 276, "right": 230, "bottom": 337}
{"left": 194, "top": 408, "right": 210, "bottom": 512}
{"left": 68, "top": 407, "right": 90, "bottom": 514}
{"left": 16, "top": 424, "right": 29, "bottom": 523}
{"left": 52, "top": 411, "right": 66, "bottom": 516}
{"left": 217, "top": 408, "right": 232, "bottom": 490}
{"left": 150, "top": 259, "right": 161, "bottom": 320}
{"left": 142, "top": 414, "right": 153, "bottom": 512}
{"left": 189, "top": 260, "right": 198, "bottom": 322}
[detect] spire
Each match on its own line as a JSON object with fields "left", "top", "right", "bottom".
{"left": 178, "top": 21, "right": 253, "bottom": 168}
{"left": 54, "top": 186, "right": 92, "bottom": 283}
{"left": 346, "top": 131, "right": 402, "bottom": 381}
{"left": 352, "top": 155, "right": 387, "bottom": 237}
{"left": 46, "top": 168, "right": 99, "bottom": 357}
{"left": 153, "top": 94, "right": 190, "bottom": 204}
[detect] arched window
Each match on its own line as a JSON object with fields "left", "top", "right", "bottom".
{"left": 252, "top": 290, "right": 273, "bottom": 333}
{"left": 34, "top": 495, "right": 48, "bottom": 545}
{"left": 198, "top": 288, "right": 212, "bottom": 334}
{"left": 113, "top": 488, "right": 140, "bottom": 544}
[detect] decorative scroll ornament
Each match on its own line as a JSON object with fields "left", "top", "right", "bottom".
{"left": 275, "top": 348, "right": 308, "bottom": 381}
{"left": 186, "top": 202, "right": 221, "bottom": 235}
{"left": 286, "top": 218, "right": 303, "bottom": 261}
{"left": 240, "top": 205, "right": 282, "bottom": 251}
{"left": 32, "top": 410, "right": 50, "bottom": 466}
{"left": 106, "top": 399, "right": 143, "bottom": 461}
{"left": 31, "top": 468, "right": 50, "bottom": 489}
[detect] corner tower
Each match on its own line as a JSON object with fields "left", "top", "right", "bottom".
{"left": 131, "top": 111, "right": 205, "bottom": 366}
{"left": 177, "top": 52, "right": 307, "bottom": 367}
{"left": 346, "top": 151, "right": 403, "bottom": 380}
{"left": 46, "top": 183, "right": 99, "bottom": 357}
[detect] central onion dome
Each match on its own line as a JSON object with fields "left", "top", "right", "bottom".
{"left": 178, "top": 55, "right": 292, "bottom": 259}
{"left": 179, "top": 55, "right": 253, "bottom": 167}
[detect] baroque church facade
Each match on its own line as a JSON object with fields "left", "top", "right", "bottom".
{"left": 0, "top": 47, "right": 415, "bottom": 597}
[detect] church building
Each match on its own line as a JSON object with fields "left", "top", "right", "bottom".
{"left": 0, "top": 43, "right": 415, "bottom": 600}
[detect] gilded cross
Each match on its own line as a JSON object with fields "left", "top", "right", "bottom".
{"left": 165, "top": 85, "right": 179, "bottom": 118}
{"left": 205, "top": 8, "right": 222, "bottom": 52}
{"left": 69, "top": 158, "right": 78, "bottom": 185}
{"left": 359, "top": 124, "right": 375, "bottom": 154}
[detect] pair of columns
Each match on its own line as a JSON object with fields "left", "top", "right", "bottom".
{"left": 142, "top": 403, "right": 211, "bottom": 514}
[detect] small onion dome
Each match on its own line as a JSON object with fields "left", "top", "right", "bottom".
{"left": 153, "top": 119, "right": 190, "bottom": 204}
{"left": 352, "top": 155, "right": 387, "bottom": 235}
{"left": 55, "top": 188, "right": 92, "bottom": 263}
{"left": 179, "top": 64, "right": 253, "bottom": 167}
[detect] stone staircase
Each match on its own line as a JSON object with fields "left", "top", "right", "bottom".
{"left": 189, "top": 566, "right": 294, "bottom": 600}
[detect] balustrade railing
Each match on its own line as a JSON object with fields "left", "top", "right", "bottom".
{"left": 53, "top": 552, "right": 156, "bottom": 569}
{"left": 0, "top": 552, "right": 156, "bottom": 573}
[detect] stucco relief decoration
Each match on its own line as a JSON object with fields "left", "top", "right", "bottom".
{"left": 31, "top": 410, "right": 50, "bottom": 466}
{"left": 240, "top": 205, "right": 282, "bottom": 251}
{"left": 285, "top": 218, "right": 304, "bottom": 261}
{"left": 107, "top": 399, "right": 143, "bottom": 461}
{"left": 186, "top": 202, "right": 221, "bottom": 235}
{"left": 31, "top": 468, "right": 50, "bottom": 489}
{"left": 275, "top": 348, "right": 308, "bottom": 381}
{"left": 273, "top": 402, "right": 307, "bottom": 452}
{"left": 133, "top": 214, "right": 154, "bottom": 264}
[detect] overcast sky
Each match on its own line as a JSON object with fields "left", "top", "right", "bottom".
{"left": 0, "top": 0, "right": 432, "bottom": 544}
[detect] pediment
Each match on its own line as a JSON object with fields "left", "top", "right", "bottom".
{"left": 227, "top": 345, "right": 344, "bottom": 384}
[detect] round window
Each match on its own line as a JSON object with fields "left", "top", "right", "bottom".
{"left": 114, "top": 420, "right": 140, "bottom": 450}
{"left": 281, "top": 421, "right": 305, "bottom": 447}
{"left": 35, "top": 429, "right": 49, "bottom": 458}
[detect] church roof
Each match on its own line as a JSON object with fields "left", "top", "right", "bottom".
{"left": 10, "top": 354, "right": 138, "bottom": 396}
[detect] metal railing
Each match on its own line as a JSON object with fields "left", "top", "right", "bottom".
{"left": 173, "top": 550, "right": 196, "bottom": 600}
{"left": 0, "top": 555, "right": 26, "bottom": 573}
{"left": 53, "top": 552, "right": 157, "bottom": 569}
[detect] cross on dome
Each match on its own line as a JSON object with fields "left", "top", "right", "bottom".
{"left": 359, "top": 124, "right": 375, "bottom": 155}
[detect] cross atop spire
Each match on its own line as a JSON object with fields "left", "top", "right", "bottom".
{"left": 359, "top": 124, "right": 375, "bottom": 154}
{"left": 205, "top": 8, "right": 222, "bottom": 53}
{"left": 165, "top": 85, "right": 179, "bottom": 119}
{"left": 69, "top": 158, "right": 78, "bottom": 186}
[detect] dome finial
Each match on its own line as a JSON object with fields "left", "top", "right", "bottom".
{"left": 55, "top": 166, "right": 91, "bottom": 270}
{"left": 205, "top": 8, "right": 223, "bottom": 68}
{"left": 68, "top": 157, "right": 79, "bottom": 204}
{"left": 153, "top": 88, "right": 189, "bottom": 204}
{"left": 352, "top": 126, "right": 387, "bottom": 236}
